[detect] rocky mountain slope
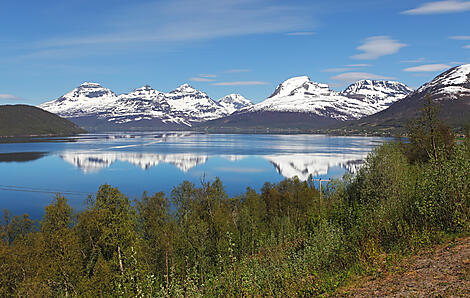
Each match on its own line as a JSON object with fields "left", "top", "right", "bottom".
{"left": 40, "top": 74, "right": 423, "bottom": 132}
{"left": 340, "top": 80, "right": 413, "bottom": 114}
{"left": 217, "top": 94, "right": 253, "bottom": 114}
{"left": 200, "top": 76, "right": 413, "bottom": 129}
{"left": 339, "top": 64, "right": 470, "bottom": 134}
{"left": 40, "top": 83, "right": 252, "bottom": 130}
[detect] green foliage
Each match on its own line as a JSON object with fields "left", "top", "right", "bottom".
{"left": 405, "top": 95, "right": 454, "bottom": 163}
{"left": 1, "top": 125, "right": 469, "bottom": 296}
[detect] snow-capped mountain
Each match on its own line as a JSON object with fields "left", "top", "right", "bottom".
{"left": 40, "top": 82, "right": 241, "bottom": 128}
{"left": 340, "top": 80, "right": 413, "bottom": 114}
{"left": 39, "top": 74, "right": 417, "bottom": 131}
{"left": 40, "top": 82, "right": 119, "bottom": 118}
{"left": 218, "top": 94, "right": 253, "bottom": 114}
{"left": 346, "top": 64, "right": 470, "bottom": 132}
{"left": 165, "top": 84, "right": 228, "bottom": 125}
{"left": 245, "top": 76, "right": 407, "bottom": 121}
{"left": 414, "top": 64, "right": 470, "bottom": 100}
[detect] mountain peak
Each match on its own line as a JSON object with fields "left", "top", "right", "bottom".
{"left": 415, "top": 63, "right": 470, "bottom": 100}
{"left": 79, "top": 82, "right": 103, "bottom": 88}
{"left": 133, "top": 85, "right": 157, "bottom": 93}
{"left": 340, "top": 79, "right": 413, "bottom": 110}
{"left": 174, "top": 83, "right": 197, "bottom": 92}
{"left": 218, "top": 94, "right": 253, "bottom": 114}
{"left": 269, "top": 76, "right": 316, "bottom": 98}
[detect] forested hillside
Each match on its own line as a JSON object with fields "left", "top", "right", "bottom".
{"left": 1, "top": 101, "right": 469, "bottom": 296}
{"left": 0, "top": 105, "right": 85, "bottom": 137}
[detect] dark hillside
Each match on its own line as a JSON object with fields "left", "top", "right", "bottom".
{"left": 0, "top": 105, "right": 86, "bottom": 137}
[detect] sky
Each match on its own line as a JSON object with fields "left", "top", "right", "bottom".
{"left": 1, "top": 0, "right": 470, "bottom": 105}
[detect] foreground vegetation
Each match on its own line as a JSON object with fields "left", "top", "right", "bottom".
{"left": 1, "top": 100, "right": 469, "bottom": 296}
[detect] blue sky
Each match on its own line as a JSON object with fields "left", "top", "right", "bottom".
{"left": 1, "top": 0, "right": 470, "bottom": 104}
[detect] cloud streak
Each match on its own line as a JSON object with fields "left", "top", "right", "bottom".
{"left": 402, "top": 1, "right": 470, "bottom": 15}
{"left": 189, "top": 77, "right": 216, "bottom": 82}
{"left": 322, "top": 68, "right": 356, "bottom": 73}
{"left": 449, "top": 35, "right": 470, "bottom": 40}
{"left": 286, "top": 31, "right": 315, "bottom": 36}
{"left": 330, "top": 72, "right": 395, "bottom": 82}
{"left": 212, "top": 81, "right": 269, "bottom": 86}
{"left": 351, "top": 36, "right": 407, "bottom": 60}
{"left": 36, "top": 0, "right": 315, "bottom": 48}
{"left": 0, "top": 94, "right": 23, "bottom": 100}
{"left": 403, "top": 64, "right": 451, "bottom": 72}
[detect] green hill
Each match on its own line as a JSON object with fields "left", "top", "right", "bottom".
{"left": 0, "top": 104, "right": 86, "bottom": 137}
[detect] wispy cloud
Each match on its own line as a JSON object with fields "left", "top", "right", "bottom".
{"left": 330, "top": 72, "right": 395, "bottom": 83}
{"left": 403, "top": 63, "right": 451, "bottom": 72}
{"left": 401, "top": 57, "right": 426, "bottom": 63}
{"left": 464, "top": 44, "right": 470, "bottom": 48}
{"left": 225, "top": 69, "right": 252, "bottom": 73}
{"left": 402, "top": 1, "right": 470, "bottom": 15}
{"left": 189, "top": 77, "right": 216, "bottom": 82}
{"left": 351, "top": 36, "right": 407, "bottom": 60}
{"left": 321, "top": 67, "right": 356, "bottom": 73}
{"left": 346, "top": 64, "right": 371, "bottom": 67}
{"left": 199, "top": 74, "right": 217, "bottom": 78}
{"left": 449, "top": 35, "right": 470, "bottom": 40}
{"left": 286, "top": 31, "right": 315, "bottom": 36}
{"left": 0, "top": 94, "right": 23, "bottom": 100}
{"left": 36, "top": 0, "right": 315, "bottom": 48}
{"left": 212, "top": 81, "right": 269, "bottom": 86}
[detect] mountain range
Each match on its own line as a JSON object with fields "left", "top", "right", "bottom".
{"left": 338, "top": 64, "right": 470, "bottom": 134}
{"left": 39, "top": 64, "right": 470, "bottom": 133}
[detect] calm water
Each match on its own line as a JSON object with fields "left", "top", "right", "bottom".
{"left": 0, "top": 132, "right": 387, "bottom": 219}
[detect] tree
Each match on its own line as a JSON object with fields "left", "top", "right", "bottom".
{"left": 136, "top": 191, "right": 174, "bottom": 287}
{"left": 39, "top": 195, "right": 82, "bottom": 296}
{"left": 405, "top": 94, "right": 454, "bottom": 163}
{"left": 77, "top": 184, "right": 139, "bottom": 295}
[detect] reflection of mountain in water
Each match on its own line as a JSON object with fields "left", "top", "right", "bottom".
{"left": 60, "top": 151, "right": 369, "bottom": 179}
{"left": 60, "top": 152, "right": 208, "bottom": 173}
{"left": 265, "top": 153, "right": 368, "bottom": 180}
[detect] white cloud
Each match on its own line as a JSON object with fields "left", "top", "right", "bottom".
{"left": 402, "top": 1, "right": 470, "bottom": 15}
{"left": 403, "top": 64, "right": 451, "bottom": 72}
{"left": 0, "top": 94, "right": 22, "bottom": 100}
{"left": 464, "top": 44, "right": 470, "bottom": 48}
{"left": 345, "top": 64, "right": 371, "bottom": 67}
{"left": 37, "top": 0, "right": 315, "bottom": 48}
{"left": 449, "top": 35, "right": 470, "bottom": 40}
{"left": 225, "top": 69, "right": 252, "bottom": 73}
{"left": 330, "top": 72, "right": 395, "bottom": 82}
{"left": 321, "top": 68, "right": 356, "bottom": 73}
{"left": 351, "top": 36, "right": 407, "bottom": 60}
{"left": 189, "top": 77, "right": 216, "bottom": 82}
{"left": 286, "top": 32, "right": 315, "bottom": 36}
{"left": 212, "top": 81, "right": 269, "bottom": 86}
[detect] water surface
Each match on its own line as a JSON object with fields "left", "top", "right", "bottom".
{"left": 0, "top": 132, "right": 387, "bottom": 219}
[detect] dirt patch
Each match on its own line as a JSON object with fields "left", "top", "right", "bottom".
{"left": 337, "top": 236, "right": 470, "bottom": 297}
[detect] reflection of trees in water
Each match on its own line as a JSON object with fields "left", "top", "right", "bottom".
{"left": 0, "top": 152, "right": 49, "bottom": 163}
